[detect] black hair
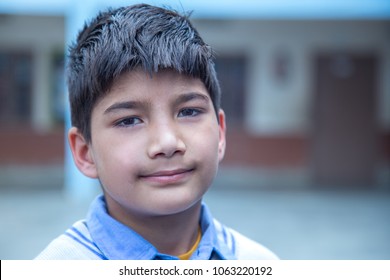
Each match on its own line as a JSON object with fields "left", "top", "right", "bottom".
{"left": 67, "top": 3, "right": 221, "bottom": 142}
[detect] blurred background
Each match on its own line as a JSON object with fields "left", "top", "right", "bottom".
{"left": 0, "top": 0, "right": 389, "bottom": 259}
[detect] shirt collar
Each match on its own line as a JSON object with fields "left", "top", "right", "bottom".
{"left": 86, "top": 195, "right": 236, "bottom": 260}
{"left": 194, "top": 203, "right": 236, "bottom": 260}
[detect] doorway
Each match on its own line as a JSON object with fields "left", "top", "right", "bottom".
{"left": 311, "top": 53, "right": 378, "bottom": 187}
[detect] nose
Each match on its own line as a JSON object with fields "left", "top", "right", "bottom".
{"left": 147, "top": 121, "right": 186, "bottom": 159}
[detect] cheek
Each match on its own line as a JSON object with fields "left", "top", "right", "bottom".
{"left": 92, "top": 137, "right": 142, "bottom": 180}
{"left": 192, "top": 124, "right": 221, "bottom": 166}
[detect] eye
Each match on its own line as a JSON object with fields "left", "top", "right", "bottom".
{"left": 178, "top": 108, "right": 202, "bottom": 118}
{"left": 114, "top": 117, "right": 143, "bottom": 127}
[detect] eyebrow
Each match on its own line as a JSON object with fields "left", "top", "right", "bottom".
{"left": 174, "top": 92, "right": 210, "bottom": 107}
{"left": 104, "top": 92, "right": 210, "bottom": 114}
{"left": 104, "top": 100, "right": 149, "bottom": 114}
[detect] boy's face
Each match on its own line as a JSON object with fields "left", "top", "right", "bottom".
{"left": 69, "top": 68, "right": 226, "bottom": 220}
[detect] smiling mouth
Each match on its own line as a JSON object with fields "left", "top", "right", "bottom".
{"left": 139, "top": 168, "right": 194, "bottom": 185}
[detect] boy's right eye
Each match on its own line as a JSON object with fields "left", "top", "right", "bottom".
{"left": 114, "top": 117, "right": 143, "bottom": 127}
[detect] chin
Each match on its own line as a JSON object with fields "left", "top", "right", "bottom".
{"left": 150, "top": 195, "right": 203, "bottom": 217}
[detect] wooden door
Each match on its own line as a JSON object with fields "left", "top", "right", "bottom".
{"left": 311, "top": 53, "right": 378, "bottom": 187}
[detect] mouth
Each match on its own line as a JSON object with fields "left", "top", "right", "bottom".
{"left": 139, "top": 168, "right": 194, "bottom": 185}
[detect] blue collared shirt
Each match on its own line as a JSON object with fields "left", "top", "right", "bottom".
{"left": 86, "top": 195, "right": 236, "bottom": 260}
{"left": 35, "top": 195, "right": 278, "bottom": 260}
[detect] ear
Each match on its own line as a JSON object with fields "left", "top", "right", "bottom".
{"left": 68, "top": 127, "right": 98, "bottom": 179}
{"left": 217, "top": 109, "right": 227, "bottom": 162}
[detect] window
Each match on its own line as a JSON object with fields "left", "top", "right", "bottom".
{"left": 0, "top": 51, "right": 33, "bottom": 125}
{"left": 215, "top": 55, "right": 247, "bottom": 125}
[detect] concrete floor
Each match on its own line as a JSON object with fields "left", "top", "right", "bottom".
{"left": 0, "top": 187, "right": 389, "bottom": 260}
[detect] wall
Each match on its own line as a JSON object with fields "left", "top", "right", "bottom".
{"left": 1, "top": 15, "right": 389, "bottom": 188}
{"left": 194, "top": 19, "right": 390, "bottom": 188}
{"left": 194, "top": 19, "right": 390, "bottom": 135}
{"left": 0, "top": 14, "right": 65, "bottom": 132}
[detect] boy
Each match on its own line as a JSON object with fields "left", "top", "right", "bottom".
{"left": 36, "top": 3, "right": 278, "bottom": 260}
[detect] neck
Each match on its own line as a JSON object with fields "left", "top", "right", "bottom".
{"left": 107, "top": 200, "right": 202, "bottom": 256}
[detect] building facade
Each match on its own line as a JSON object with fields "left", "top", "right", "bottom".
{"left": 1, "top": 10, "right": 389, "bottom": 190}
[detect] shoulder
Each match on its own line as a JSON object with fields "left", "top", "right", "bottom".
{"left": 35, "top": 220, "right": 104, "bottom": 260}
{"left": 213, "top": 219, "right": 279, "bottom": 260}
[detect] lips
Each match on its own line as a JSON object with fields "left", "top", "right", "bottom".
{"left": 139, "top": 168, "right": 194, "bottom": 185}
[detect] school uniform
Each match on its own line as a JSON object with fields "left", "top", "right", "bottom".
{"left": 35, "top": 195, "right": 278, "bottom": 260}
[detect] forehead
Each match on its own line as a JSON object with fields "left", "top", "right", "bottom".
{"left": 93, "top": 68, "right": 210, "bottom": 112}
{"left": 113, "top": 68, "right": 206, "bottom": 95}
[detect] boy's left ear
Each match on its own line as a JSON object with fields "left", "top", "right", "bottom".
{"left": 217, "top": 109, "right": 227, "bottom": 161}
